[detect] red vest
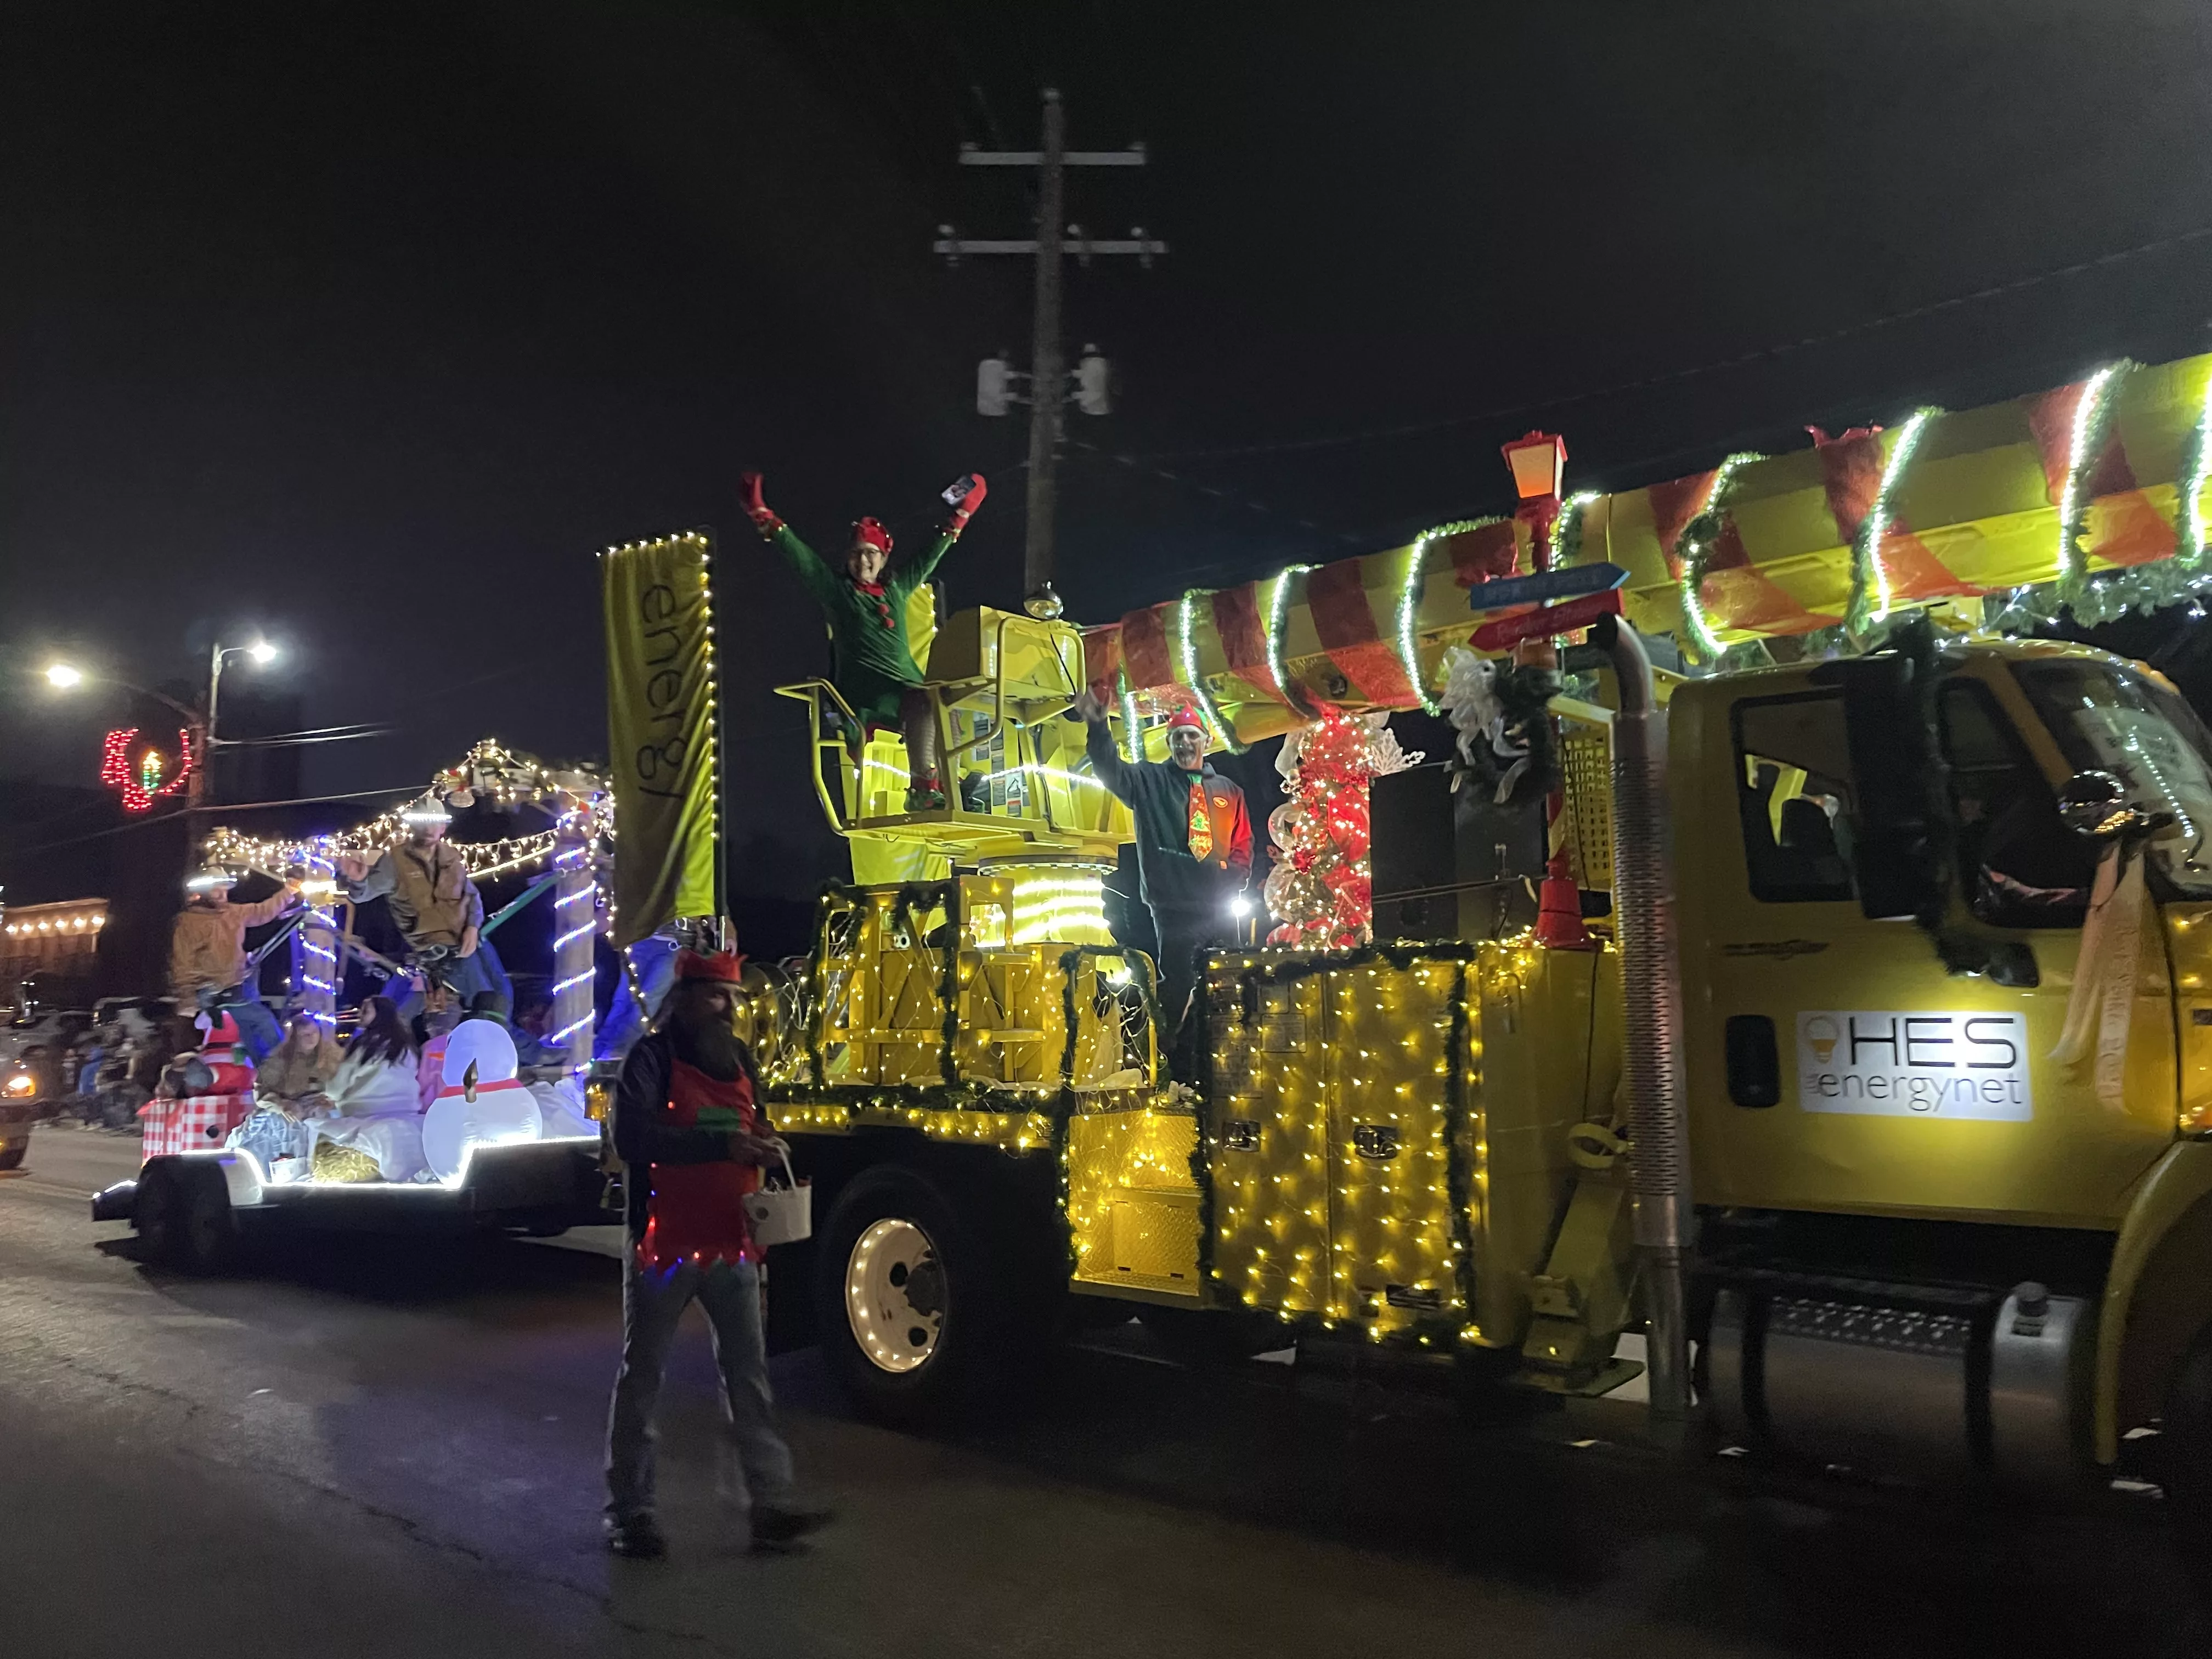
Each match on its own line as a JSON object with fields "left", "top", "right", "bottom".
{"left": 636, "top": 1058, "right": 760, "bottom": 1269}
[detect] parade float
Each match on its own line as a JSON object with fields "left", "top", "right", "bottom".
{"left": 97, "top": 740, "right": 631, "bottom": 1266}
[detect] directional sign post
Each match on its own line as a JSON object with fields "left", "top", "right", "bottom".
{"left": 1469, "top": 587, "right": 1624, "bottom": 653}
{"left": 1466, "top": 561, "right": 1628, "bottom": 613}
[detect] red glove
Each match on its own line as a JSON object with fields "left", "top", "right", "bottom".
{"left": 941, "top": 473, "right": 988, "bottom": 538}
{"left": 740, "top": 470, "right": 783, "bottom": 537}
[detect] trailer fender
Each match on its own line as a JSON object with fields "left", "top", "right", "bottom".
{"left": 166, "top": 1149, "right": 266, "bottom": 1211}
{"left": 2096, "top": 1137, "right": 2212, "bottom": 1463}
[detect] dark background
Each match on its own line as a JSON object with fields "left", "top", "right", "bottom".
{"left": 7, "top": 1, "right": 2212, "bottom": 920}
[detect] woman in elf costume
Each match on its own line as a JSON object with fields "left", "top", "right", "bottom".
{"left": 742, "top": 470, "right": 986, "bottom": 811}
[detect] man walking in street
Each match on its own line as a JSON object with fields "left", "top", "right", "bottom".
{"left": 1075, "top": 696, "right": 1253, "bottom": 1074}
{"left": 604, "top": 947, "right": 831, "bottom": 1559}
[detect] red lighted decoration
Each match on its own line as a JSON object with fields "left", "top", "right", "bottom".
{"left": 100, "top": 726, "right": 196, "bottom": 812}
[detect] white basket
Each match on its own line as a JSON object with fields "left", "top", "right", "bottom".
{"left": 744, "top": 1150, "right": 812, "bottom": 1248}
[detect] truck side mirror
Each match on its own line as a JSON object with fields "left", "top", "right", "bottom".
{"left": 1820, "top": 654, "right": 1946, "bottom": 922}
{"left": 2057, "top": 769, "right": 2153, "bottom": 841}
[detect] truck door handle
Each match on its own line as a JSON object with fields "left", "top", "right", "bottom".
{"left": 1725, "top": 1015, "right": 1781, "bottom": 1108}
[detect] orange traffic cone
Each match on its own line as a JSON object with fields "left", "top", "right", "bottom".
{"left": 1533, "top": 847, "right": 1594, "bottom": 950}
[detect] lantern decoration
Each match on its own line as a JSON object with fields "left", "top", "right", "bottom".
{"left": 100, "top": 727, "right": 196, "bottom": 812}
{"left": 1263, "top": 709, "right": 1423, "bottom": 948}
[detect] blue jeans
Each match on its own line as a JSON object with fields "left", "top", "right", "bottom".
{"left": 605, "top": 1255, "right": 795, "bottom": 1523}
{"left": 204, "top": 983, "right": 283, "bottom": 1064}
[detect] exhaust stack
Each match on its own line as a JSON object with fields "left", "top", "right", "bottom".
{"left": 1594, "top": 614, "right": 1694, "bottom": 1426}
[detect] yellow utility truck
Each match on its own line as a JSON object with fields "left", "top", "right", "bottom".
{"left": 625, "top": 349, "right": 2212, "bottom": 1539}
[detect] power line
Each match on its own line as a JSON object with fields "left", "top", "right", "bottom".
{"left": 1059, "top": 438, "right": 1363, "bottom": 546}
{"left": 1128, "top": 218, "right": 2212, "bottom": 465}
{"left": 5, "top": 784, "right": 424, "bottom": 860}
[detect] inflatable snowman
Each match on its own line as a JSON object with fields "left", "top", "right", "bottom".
{"left": 421, "top": 1019, "right": 543, "bottom": 1184}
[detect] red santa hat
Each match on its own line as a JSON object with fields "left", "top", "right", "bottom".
{"left": 850, "top": 517, "right": 894, "bottom": 556}
{"left": 196, "top": 1011, "right": 242, "bottom": 1049}
{"left": 1166, "top": 706, "right": 1207, "bottom": 733}
{"left": 673, "top": 948, "right": 747, "bottom": 985}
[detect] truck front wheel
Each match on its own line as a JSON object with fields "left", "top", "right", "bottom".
{"left": 814, "top": 1163, "right": 1020, "bottom": 1427}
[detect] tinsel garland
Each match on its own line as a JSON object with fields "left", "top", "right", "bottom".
{"left": 1673, "top": 452, "right": 1761, "bottom": 662}
{"left": 1175, "top": 589, "right": 1249, "bottom": 753}
{"left": 1843, "top": 409, "right": 1940, "bottom": 638}
{"left": 1440, "top": 960, "right": 1481, "bottom": 1321}
{"left": 2057, "top": 363, "right": 2131, "bottom": 592}
{"left": 1116, "top": 665, "right": 1144, "bottom": 764}
{"left": 1397, "top": 519, "right": 1505, "bottom": 715}
{"left": 1054, "top": 944, "right": 1166, "bottom": 1076}
{"left": 1550, "top": 493, "right": 1596, "bottom": 569}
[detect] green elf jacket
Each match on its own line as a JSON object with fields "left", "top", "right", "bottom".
{"left": 767, "top": 524, "right": 955, "bottom": 726}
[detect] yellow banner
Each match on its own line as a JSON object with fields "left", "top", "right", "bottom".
{"left": 602, "top": 533, "right": 718, "bottom": 945}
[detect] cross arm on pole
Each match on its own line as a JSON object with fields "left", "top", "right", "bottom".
{"left": 933, "top": 235, "right": 1169, "bottom": 261}
{"left": 960, "top": 146, "right": 1146, "bottom": 166}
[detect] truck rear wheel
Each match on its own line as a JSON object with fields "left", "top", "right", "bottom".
{"left": 2162, "top": 1326, "right": 2212, "bottom": 1558}
{"left": 0, "top": 1141, "right": 25, "bottom": 1171}
{"left": 813, "top": 1163, "right": 1025, "bottom": 1427}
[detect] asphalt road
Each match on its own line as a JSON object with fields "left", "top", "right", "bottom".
{"left": 2, "top": 1122, "right": 2205, "bottom": 1659}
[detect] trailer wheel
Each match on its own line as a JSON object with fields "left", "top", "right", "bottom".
{"left": 2163, "top": 1325, "right": 2212, "bottom": 1558}
{"left": 0, "top": 1142, "right": 25, "bottom": 1171}
{"left": 813, "top": 1163, "right": 1023, "bottom": 1427}
{"left": 167, "top": 1162, "right": 239, "bottom": 1275}
{"left": 133, "top": 1161, "right": 183, "bottom": 1264}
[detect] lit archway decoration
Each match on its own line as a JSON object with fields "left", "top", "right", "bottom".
{"left": 100, "top": 727, "right": 196, "bottom": 812}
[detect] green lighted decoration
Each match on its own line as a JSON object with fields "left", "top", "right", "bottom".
{"left": 1672, "top": 452, "right": 1760, "bottom": 662}
{"left": 1264, "top": 564, "right": 1317, "bottom": 718}
{"left": 1846, "top": 408, "right": 1940, "bottom": 637}
{"left": 1175, "top": 590, "right": 1247, "bottom": 753}
{"left": 2057, "top": 362, "right": 2127, "bottom": 589}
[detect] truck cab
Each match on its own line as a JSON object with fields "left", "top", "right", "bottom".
{"left": 1674, "top": 636, "right": 2212, "bottom": 1486}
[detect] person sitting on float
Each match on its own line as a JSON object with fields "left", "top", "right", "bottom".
{"left": 168, "top": 864, "right": 302, "bottom": 1063}
{"left": 336, "top": 799, "right": 512, "bottom": 1019}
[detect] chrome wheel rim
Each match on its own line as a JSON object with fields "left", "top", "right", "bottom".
{"left": 844, "top": 1217, "right": 944, "bottom": 1374}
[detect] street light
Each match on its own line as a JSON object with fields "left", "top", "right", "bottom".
{"left": 1497, "top": 430, "right": 1592, "bottom": 952}
{"left": 204, "top": 639, "right": 280, "bottom": 766}
{"left": 41, "top": 639, "right": 283, "bottom": 808}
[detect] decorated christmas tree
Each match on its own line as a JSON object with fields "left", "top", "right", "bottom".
{"left": 1262, "top": 708, "right": 1421, "bottom": 947}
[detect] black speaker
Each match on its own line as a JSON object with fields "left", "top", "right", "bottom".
{"left": 1369, "top": 763, "right": 1545, "bottom": 941}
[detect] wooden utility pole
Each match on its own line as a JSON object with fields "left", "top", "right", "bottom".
{"left": 935, "top": 89, "right": 1164, "bottom": 605}
{"left": 1023, "top": 90, "right": 1067, "bottom": 599}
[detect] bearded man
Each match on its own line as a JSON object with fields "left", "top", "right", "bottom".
{"left": 603, "top": 947, "right": 831, "bottom": 1560}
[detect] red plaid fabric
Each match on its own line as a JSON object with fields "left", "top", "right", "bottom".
{"left": 140, "top": 1092, "right": 256, "bottom": 1161}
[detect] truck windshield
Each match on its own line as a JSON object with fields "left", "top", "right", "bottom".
{"left": 2015, "top": 659, "right": 2212, "bottom": 896}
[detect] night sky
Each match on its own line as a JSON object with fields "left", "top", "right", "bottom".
{"left": 7, "top": 1, "right": 2212, "bottom": 892}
